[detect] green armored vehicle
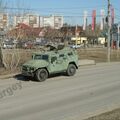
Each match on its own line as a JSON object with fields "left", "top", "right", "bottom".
{"left": 22, "top": 45, "right": 78, "bottom": 82}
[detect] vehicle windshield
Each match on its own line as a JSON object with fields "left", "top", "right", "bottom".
{"left": 34, "top": 54, "right": 49, "bottom": 61}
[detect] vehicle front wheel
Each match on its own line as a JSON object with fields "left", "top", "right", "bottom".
{"left": 66, "top": 64, "right": 76, "bottom": 76}
{"left": 35, "top": 69, "right": 48, "bottom": 82}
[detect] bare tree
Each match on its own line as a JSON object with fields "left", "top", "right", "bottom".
{"left": 44, "top": 28, "right": 64, "bottom": 43}
{"left": 1, "top": 0, "right": 26, "bottom": 70}
{"left": 0, "top": 0, "right": 6, "bottom": 67}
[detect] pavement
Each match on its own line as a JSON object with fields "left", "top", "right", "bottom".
{"left": 0, "top": 62, "right": 120, "bottom": 120}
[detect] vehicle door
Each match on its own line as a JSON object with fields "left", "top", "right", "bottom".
{"left": 57, "top": 54, "right": 67, "bottom": 71}
{"left": 49, "top": 56, "right": 59, "bottom": 73}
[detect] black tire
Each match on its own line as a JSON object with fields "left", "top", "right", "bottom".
{"left": 35, "top": 69, "right": 48, "bottom": 82}
{"left": 66, "top": 64, "right": 76, "bottom": 76}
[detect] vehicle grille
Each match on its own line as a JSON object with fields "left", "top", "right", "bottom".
{"left": 22, "top": 66, "right": 28, "bottom": 71}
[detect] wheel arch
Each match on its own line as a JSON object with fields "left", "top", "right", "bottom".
{"left": 69, "top": 61, "right": 78, "bottom": 69}
{"left": 34, "top": 67, "right": 49, "bottom": 76}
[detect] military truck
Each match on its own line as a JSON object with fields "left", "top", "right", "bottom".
{"left": 22, "top": 45, "right": 78, "bottom": 82}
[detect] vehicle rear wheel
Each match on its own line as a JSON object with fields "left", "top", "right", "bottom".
{"left": 35, "top": 69, "right": 48, "bottom": 82}
{"left": 66, "top": 64, "right": 76, "bottom": 76}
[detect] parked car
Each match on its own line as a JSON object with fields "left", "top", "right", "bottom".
{"left": 23, "top": 42, "right": 34, "bottom": 49}
{"left": 70, "top": 44, "right": 84, "bottom": 49}
{"left": 3, "top": 43, "right": 15, "bottom": 49}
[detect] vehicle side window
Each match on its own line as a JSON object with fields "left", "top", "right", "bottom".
{"left": 51, "top": 56, "right": 57, "bottom": 63}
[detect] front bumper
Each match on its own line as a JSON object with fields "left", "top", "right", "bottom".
{"left": 22, "top": 70, "right": 34, "bottom": 77}
{"left": 22, "top": 65, "right": 35, "bottom": 77}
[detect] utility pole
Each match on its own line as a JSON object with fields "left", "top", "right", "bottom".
{"left": 75, "top": 25, "right": 78, "bottom": 48}
{"left": 107, "top": 0, "right": 111, "bottom": 62}
{"left": 117, "top": 23, "right": 120, "bottom": 59}
{"left": 117, "top": 23, "right": 120, "bottom": 50}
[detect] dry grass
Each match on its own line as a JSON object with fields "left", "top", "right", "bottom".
{"left": 77, "top": 48, "right": 120, "bottom": 63}
{"left": 0, "top": 49, "right": 36, "bottom": 75}
{"left": 84, "top": 108, "right": 120, "bottom": 120}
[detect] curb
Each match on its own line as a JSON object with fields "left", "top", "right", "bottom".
{"left": 78, "top": 59, "right": 96, "bottom": 66}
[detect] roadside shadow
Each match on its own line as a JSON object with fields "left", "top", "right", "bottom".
{"left": 48, "top": 72, "right": 66, "bottom": 79}
{"left": 14, "top": 72, "right": 67, "bottom": 82}
{"left": 14, "top": 74, "right": 32, "bottom": 82}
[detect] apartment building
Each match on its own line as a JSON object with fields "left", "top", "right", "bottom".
{"left": 13, "top": 14, "right": 38, "bottom": 27}
{"left": 40, "top": 15, "right": 63, "bottom": 29}
{"left": 0, "top": 13, "right": 9, "bottom": 29}
{"left": 14, "top": 14, "right": 63, "bottom": 29}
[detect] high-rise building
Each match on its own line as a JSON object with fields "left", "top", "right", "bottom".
{"left": 40, "top": 15, "right": 63, "bottom": 29}
{"left": 0, "top": 13, "right": 9, "bottom": 29}
{"left": 14, "top": 14, "right": 63, "bottom": 29}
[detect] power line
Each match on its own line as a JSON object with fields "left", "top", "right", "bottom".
{"left": 64, "top": 15, "right": 102, "bottom": 18}
{"left": 3, "top": 5, "right": 107, "bottom": 11}
{"left": 2, "top": 7, "right": 109, "bottom": 17}
{"left": 114, "top": 7, "right": 120, "bottom": 12}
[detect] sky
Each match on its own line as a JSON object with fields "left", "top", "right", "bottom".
{"left": 3, "top": 0, "right": 120, "bottom": 25}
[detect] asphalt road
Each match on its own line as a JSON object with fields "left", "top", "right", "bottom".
{"left": 0, "top": 62, "right": 120, "bottom": 120}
